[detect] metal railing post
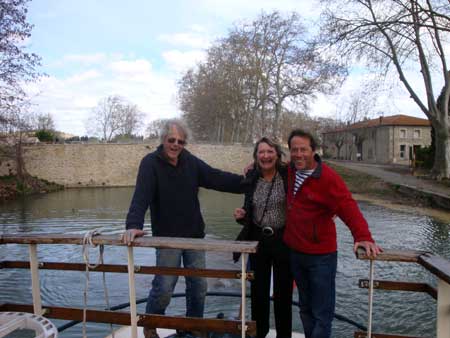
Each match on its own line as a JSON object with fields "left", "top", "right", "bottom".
{"left": 436, "top": 278, "right": 450, "bottom": 338}
{"left": 127, "top": 246, "right": 138, "bottom": 338}
{"left": 241, "top": 253, "right": 248, "bottom": 338}
{"left": 29, "top": 244, "right": 43, "bottom": 315}
{"left": 367, "top": 259, "right": 374, "bottom": 338}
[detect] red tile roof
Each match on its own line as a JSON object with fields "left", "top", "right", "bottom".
{"left": 324, "top": 114, "right": 430, "bottom": 133}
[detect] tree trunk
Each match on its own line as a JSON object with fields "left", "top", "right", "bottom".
{"left": 431, "top": 123, "right": 450, "bottom": 179}
{"left": 15, "top": 142, "right": 24, "bottom": 184}
{"left": 273, "top": 101, "right": 282, "bottom": 140}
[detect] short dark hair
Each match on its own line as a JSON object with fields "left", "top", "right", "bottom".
{"left": 287, "top": 129, "right": 317, "bottom": 151}
{"left": 253, "top": 137, "right": 284, "bottom": 170}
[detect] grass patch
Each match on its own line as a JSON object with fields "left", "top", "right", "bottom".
{"left": 326, "top": 162, "right": 398, "bottom": 198}
{"left": 0, "top": 174, "right": 64, "bottom": 202}
{"left": 326, "top": 161, "right": 435, "bottom": 208}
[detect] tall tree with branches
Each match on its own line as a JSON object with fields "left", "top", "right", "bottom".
{"left": 86, "top": 95, "right": 143, "bottom": 142}
{"left": 0, "top": 0, "right": 41, "bottom": 118}
{"left": 0, "top": 0, "right": 42, "bottom": 185}
{"left": 320, "top": 0, "right": 450, "bottom": 179}
{"left": 179, "top": 11, "right": 346, "bottom": 143}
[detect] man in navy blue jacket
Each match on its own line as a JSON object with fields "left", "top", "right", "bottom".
{"left": 122, "top": 119, "right": 244, "bottom": 338}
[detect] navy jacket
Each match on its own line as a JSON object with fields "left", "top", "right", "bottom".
{"left": 126, "top": 145, "right": 244, "bottom": 238}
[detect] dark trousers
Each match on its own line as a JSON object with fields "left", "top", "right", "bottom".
{"left": 290, "top": 251, "right": 337, "bottom": 338}
{"left": 249, "top": 230, "right": 293, "bottom": 338}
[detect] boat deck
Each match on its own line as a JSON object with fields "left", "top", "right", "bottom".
{"left": 107, "top": 326, "right": 306, "bottom": 338}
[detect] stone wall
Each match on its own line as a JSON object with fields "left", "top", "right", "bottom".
{"left": 0, "top": 142, "right": 254, "bottom": 187}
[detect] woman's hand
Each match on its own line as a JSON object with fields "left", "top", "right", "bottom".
{"left": 243, "top": 162, "right": 254, "bottom": 175}
{"left": 234, "top": 208, "right": 246, "bottom": 220}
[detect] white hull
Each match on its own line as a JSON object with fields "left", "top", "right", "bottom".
{"left": 106, "top": 326, "right": 305, "bottom": 338}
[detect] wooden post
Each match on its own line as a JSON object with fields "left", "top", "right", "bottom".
{"left": 29, "top": 244, "right": 43, "bottom": 315}
{"left": 437, "top": 278, "right": 450, "bottom": 338}
{"left": 241, "top": 253, "right": 248, "bottom": 338}
{"left": 127, "top": 246, "right": 138, "bottom": 338}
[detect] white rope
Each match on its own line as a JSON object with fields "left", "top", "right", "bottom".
{"left": 81, "top": 229, "right": 114, "bottom": 338}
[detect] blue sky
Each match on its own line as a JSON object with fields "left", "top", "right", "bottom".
{"left": 24, "top": 0, "right": 426, "bottom": 136}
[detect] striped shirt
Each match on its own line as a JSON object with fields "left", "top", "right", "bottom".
{"left": 293, "top": 169, "right": 314, "bottom": 195}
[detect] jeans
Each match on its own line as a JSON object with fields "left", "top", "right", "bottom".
{"left": 290, "top": 251, "right": 337, "bottom": 338}
{"left": 146, "top": 248, "right": 207, "bottom": 318}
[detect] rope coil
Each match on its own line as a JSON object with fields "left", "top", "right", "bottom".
{"left": 82, "top": 230, "right": 114, "bottom": 338}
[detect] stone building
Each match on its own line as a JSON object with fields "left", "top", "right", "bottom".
{"left": 322, "top": 114, "right": 431, "bottom": 165}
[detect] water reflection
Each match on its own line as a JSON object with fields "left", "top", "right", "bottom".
{"left": 0, "top": 188, "right": 449, "bottom": 338}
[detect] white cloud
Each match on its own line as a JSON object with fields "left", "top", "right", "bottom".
{"left": 63, "top": 53, "right": 108, "bottom": 65}
{"left": 109, "top": 59, "right": 153, "bottom": 75}
{"left": 190, "top": 24, "right": 208, "bottom": 33}
{"left": 158, "top": 32, "right": 211, "bottom": 49}
{"left": 162, "top": 50, "right": 206, "bottom": 73}
{"left": 198, "top": 0, "right": 319, "bottom": 21}
{"left": 26, "top": 55, "right": 181, "bottom": 136}
{"left": 310, "top": 67, "right": 429, "bottom": 121}
{"left": 67, "top": 70, "right": 101, "bottom": 83}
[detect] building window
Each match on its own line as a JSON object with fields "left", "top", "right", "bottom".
{"left": 400, "top": 145, "right": 406, "bottom": 159}
{"left": 414, "top": 129, "right": 421, "bottom": 139}
{"left": 400, "top": 129, "right": 406, "bottom": 138}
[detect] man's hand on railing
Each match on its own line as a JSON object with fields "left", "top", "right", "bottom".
{"left": 354, "top": 241, "right": 383, "bottom": 258}
{"left": 121, "top": 229, "right": 146, "bottom": 246}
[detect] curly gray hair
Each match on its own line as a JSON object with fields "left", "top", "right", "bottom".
{"left": 160, "top": 119, "right": 191, "bottom": 144}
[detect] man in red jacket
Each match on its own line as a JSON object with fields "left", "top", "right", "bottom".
{"left": 283, "top": 129, "right": 381, "bottom": 338}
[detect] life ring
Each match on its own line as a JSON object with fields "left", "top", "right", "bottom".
{"left": 0, "top": 312, "right": 58, "bottom": 338}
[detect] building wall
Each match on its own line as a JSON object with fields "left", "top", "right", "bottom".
{"left": 323, "top": 125, "right": 431, "bottom": 165}
{"left": 391, "top": 126, "right": 432, "bottom": 164}
{"left": 362, "top": 126, "right": 391, "bottom": 163}
{"left": 0, "top": 142, "right": 254, "bottom": 187}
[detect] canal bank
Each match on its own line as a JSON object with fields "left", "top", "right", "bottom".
{"left": 1, "top": 143, "right": 449, "bottom": 220}
{"left": 0, "top": 174, "right": 63, "bottom": 202}
{"left": 327, "top": 160, "right": 450, "bottom": 220}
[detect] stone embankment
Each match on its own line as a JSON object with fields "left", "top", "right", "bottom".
{"left": 328, "top": 160, "right": 450, "bottom": 212}
{"left": 0, "top": 142, "right": 254, "bottom": 187}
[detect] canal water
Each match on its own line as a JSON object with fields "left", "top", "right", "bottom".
{"left": 0, "top": 187, "right": 449, "bottom": 338}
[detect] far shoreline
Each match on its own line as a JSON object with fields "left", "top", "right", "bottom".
{"left": 328, "top": 162, "right": 450, "bottom": 223}
{"left": 2, "top": 163, "right": 449, "bottom": 224}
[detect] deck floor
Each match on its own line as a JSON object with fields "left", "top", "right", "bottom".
{"left": 107, "top": 326, "right": 305, "bottom": 338}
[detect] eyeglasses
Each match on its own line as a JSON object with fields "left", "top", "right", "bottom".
{"left": 167, "top": 137, "right": 186, "bottom": 146}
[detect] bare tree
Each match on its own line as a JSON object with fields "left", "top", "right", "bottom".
{"left": 0, "top": 106, "right": 35, "bottom": 183}
{"left": 35, "top": 113, "right": 55, "bottom": 131}
{"left": 118, "top": 102, "right": 144, "bottom": 137}
{"left": 323, "top": 131, "right": 346, "bottom": 158}
{"left": 0, "top": 0, "right": 41, "bottom": 186}
{"left": 320, "top": 0, "right": 450, "bottom": 179}
{"left": 145, "top": 118, "right": 171, "bottom": 139}
{"left": 179, "top": 11, "right": 346, "bottom": 143}
{"left": 86, "top": 96, "right": 143, "bottom": 142}
{"left": 0, "top": 0, "right": 41, "bottom": 120}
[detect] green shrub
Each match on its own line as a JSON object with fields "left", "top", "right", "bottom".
{"left": 35, "top": 130, "right": 55, "bottom": 142}
{"left": 415, "top": 146, "right": 434, "bottom": 169}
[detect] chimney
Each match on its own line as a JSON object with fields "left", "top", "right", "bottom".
{"left": 379, "top": 116, "right": 383, "bottom": 124}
